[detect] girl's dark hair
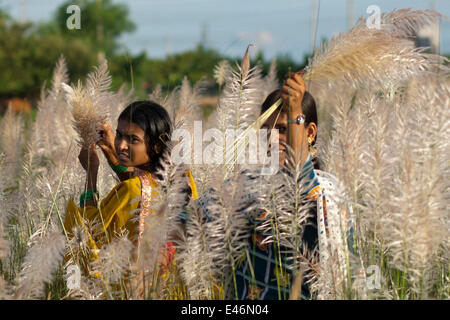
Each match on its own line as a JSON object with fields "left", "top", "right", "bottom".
{"left": 118, "top": 100, "right": 172, "bottom": 173}
{"left": 261, "top": 89, "right": 320, "bottom": 169}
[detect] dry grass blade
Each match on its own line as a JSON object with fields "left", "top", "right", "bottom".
{"left": 241, "top": 44, "right": 253, "bottom": 80}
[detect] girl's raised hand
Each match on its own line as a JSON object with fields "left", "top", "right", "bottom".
{"left": 280, "top": 70, "right": 306, "bottom": 115}
{"left": 97, "top": 122, "right": 119, "bottom": 165}
{"left": 78, "top": 144, "right": 100, "bottom": 173}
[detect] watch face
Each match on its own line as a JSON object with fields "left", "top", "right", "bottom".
{"left": 288, "top": 115, "right": 305, "bottom": 124}
{"left": 297, "top": 115, "right": 305, "bottom": 124}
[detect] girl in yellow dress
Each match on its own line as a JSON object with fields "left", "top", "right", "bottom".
{"left": 64, "top": 100, "right": 197, "bottom": 295}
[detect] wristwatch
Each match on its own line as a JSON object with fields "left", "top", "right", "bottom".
{"left": 287, "top": 114, "right": 305, "bottom": 125}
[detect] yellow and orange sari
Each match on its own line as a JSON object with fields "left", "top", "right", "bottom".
{"left": 64, "top": 168, "right": 198, "bottom": 298}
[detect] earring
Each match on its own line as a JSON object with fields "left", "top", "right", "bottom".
{"left": 308, "top": 136, "right": 317, "bottom": 157}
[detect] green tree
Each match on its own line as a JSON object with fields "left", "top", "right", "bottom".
{"left": 0, "top": 15, "right": 97, "bottom": 98}
{"left": 0, "top": 5, "right": 8, "bottom": 24}
{"left": 53, "top": 0, "right": 135, "bottom": 56}
{"left": 141, "top": 45, "right": 223, "bottom": 90}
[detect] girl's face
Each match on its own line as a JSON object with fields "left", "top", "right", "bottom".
{"left": 262, "top": 109, "right": 313, "bottom": 167}
{"left": 114, "top": 119, "right": 150, "bottom": 168}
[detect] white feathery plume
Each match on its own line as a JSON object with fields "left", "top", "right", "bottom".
{"left": 216, "top": 45, "right": 264, "bottom": 132}
{"left": 383, "top": 74, "right": 449, "bottom": 295}
{"left": 380, "top": 8, "right": 447, "bottom": 37}
{"left": 16, "top": 110, "right": 81, "bottom": 238}
{"left": 321, "top": 69, "right": 449, "bottom": 298}
{"left": 262, "top": 58, "right": 279, "bottom": 98}
{"left": 108, "top": 84, "right": 134, "bottom": 130}
{"left": 34, "top": 85, "right": 59, "bottom": 158}
{"left": 307, "top": 11, "right": 449, "bottom": 298}
{"left": 323, "top": 91, "right": 368, "bottom": 205}
{"left": 52, "top": 57, "right": 77, "bottom": 151}
{"left": 15, "top": 229, "right": 66, "bottom": 299}
{"left": 0, "top": 155, "right": 10, "bottom": 261}
{"left": 64, "top": 223, "right": 104, "bottom": 300}
{"left": 174, "top": 76, "right": 203, "bottom": 132}
{"left": 63, "top": 274, "right": 103, "bottom": 300}
{"left": 153, "top": 155, "right": 194, "bottom": 234}
{"left": 202, "top": 175, "right": 254, "bottom": 286}
{"left": 132, "top": 201, "right": 167, "bottom": 298}
{"left": 357, "top": 92, "right": 396, "bottom": 245}
{"left": 50, "top": 55, "right": 69, "bottom": 99}
{"left": 200, "top": 53, "right": 278, "bottom": 183}
{"left": 37, "top": 58, "right": 119, "bottom": 221}
{"left": 218, "top": 10, "right": 448, "bottom": 177}
{"left": 176, "top": 202, "right": 218, "bottom": 299}
{"left": 256, "top": 149, "right": 317, "bottom": 274}
{"left": 290, "top": 244, "right": 320, "bottom": 300}
{"left": 91, "top": 231, "right": 133, "bottom": 286}
{"left": 132, "top": 154, "right": 194, "bottom": 297}
{"left": 31, "top": 56, "right": 77, "bottom": 164}
{"left": 62, "top": 61, "right": 112, "bottom": 148}
{"left": 210, "top": 46, "right": 265, "bottom": 176}
{"left": 0, "top": 223, "right": 8, "bottom": 261}
{"left": 305, "top": 10, "right": 447, "bottom": 92}
{"left": 213, "top": 59, "right": 231, "bottom": 88}
{"left": 65, "top": 224, "right": 93, "bottom": 275}
{"left": 314, "top": 170, "right": 353, "bottom": 299}
{"left": 15, "top": 161, "right": 43, "bottom": 238}
{"left": 161, "top": 87, "right": 179, "bottom": 126}
{"left": 0, "top": 277, "right": 10, "bottom": 299}
{"left": 0, "top": 173, "right": 11, "bottom": 300}
{"left": 0, "top": 104, "right": 24, "bottom": 185}
{"left": 148, "top": 84, "right": 164, "bottom": 105}
{"left": 177, "top": 169, "right": 255, "bottom": 298}
{"left": 304, "top": 10, "right": 448, "bottom": 128}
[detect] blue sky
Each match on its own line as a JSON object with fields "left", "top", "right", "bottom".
{"left": 1, "top": 0, "right": 449, "bottom": 61}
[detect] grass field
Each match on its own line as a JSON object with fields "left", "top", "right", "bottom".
{"left": 0, "top": 9, "right": 449, "bottom": 300}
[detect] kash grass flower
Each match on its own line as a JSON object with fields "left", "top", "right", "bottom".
{"left": 305, "top": 9, "right": 446, "bottom": 93}
{"left": 91, "top": 231, "right": 133, "bottom": 285}
{"left": 62, "top": 61, "right": 112, "bottom": 148}
{"left": 216, "top": 45, "right": 264, "bottom": 133}
{"left": 176, "top": 76, "right": 203, "bottom": 131}
{"left": 262, "top": 58, "right": 279, "bottom": 99}
{"left": 0, "top": 158, "right": 10, "bottom": 262}
{"left": 176, "top": 202, "right": 218, "bottom": 299}
{"left": 15, "top": 229, "right": 66, "bottom": 299}
{"left": 214, "top": 60, "right": 231, "bottom": 88}
{"left": 0, "top": 104, "right": 24, "bottom": 185}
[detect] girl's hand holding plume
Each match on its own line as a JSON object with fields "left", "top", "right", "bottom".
{"left": 97, "top": 122, "right": 119, "bottom": 166}
{"left": 280, "top": 71, "right": 307, "bottom": 165}
{"left": 281, "top": 70, "right": 306, "bottom": 117}
{"left": 97, "top": 122, "right": 135, "bottom": 181}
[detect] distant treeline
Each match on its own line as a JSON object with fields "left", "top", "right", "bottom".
{"left": 2, "top": 0, "right": 447, "bottom": 105}
{"left": 0, "top": 0, "right": 309, "bottom": 104}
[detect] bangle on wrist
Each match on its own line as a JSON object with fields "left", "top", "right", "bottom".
{"left": 108, "top": 162, "right": 129, "bottom": 174}
{"left": 80, "top": 189, "right": 99, "bottom": 207}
